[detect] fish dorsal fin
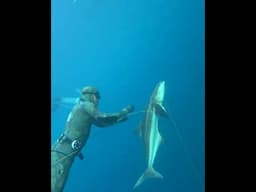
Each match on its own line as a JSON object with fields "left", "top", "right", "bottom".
{"left": 155, "top": 103, "right": 168, "bottom": 117}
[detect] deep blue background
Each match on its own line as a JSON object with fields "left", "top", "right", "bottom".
{"left": 51, "top": 0, "right": 204, "bottom": 191}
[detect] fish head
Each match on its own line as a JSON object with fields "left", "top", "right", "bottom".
{"left": 152, "top": 81, "right": 165, "bottom": 104}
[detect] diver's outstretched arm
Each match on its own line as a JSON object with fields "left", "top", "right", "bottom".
{"left": 93, "top": 105, "right": 135, "bottom": 127}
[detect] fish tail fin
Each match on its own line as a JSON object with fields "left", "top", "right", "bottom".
{"left": 133, "top": 167, "right": 163, "bottom": 189}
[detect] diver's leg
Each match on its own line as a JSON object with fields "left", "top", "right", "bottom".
{"left": 51, "top": 151, "right": 74, "bottom": 192}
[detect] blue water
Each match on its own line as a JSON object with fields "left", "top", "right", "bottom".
{"left": 51, "top": 0, "right": 205, "bottom": 192}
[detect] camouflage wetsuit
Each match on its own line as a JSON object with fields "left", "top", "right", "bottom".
{"left": 51, "top": 87, "right": 134, "bottom": 192}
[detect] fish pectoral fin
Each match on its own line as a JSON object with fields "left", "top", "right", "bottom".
{"left": 135, "top": 120, "right": 144, "bottom": 137}
{"left": 134, "top": 127, "right": 141, "bottom": 137}
{"left": 155, "top": 103, "right": 168, "bottom": 117}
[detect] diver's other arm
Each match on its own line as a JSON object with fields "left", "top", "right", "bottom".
{"left": 93, "top": 105, "right": 134, "bottom": 127}
{"left": 51, "top": 97, "right": 78, "bottom": 111}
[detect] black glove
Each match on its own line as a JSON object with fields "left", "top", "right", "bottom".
{"left": 117, "top": 105, "right": 135, "bottom": 122}
{"left": 122, "top": 104, "right": 135, "bottom": 114}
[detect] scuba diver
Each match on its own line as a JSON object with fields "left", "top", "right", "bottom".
{"left": 51, "top": 86, "right": 134, "bottom": 192}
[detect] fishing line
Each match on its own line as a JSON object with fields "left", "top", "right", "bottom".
{"left": 127, "top": 110, "right": 147, "bottom": 117}
{"left": 128, "top": 108, "right": 202, "bottom": 186}
{"left": 166, "top": 115, "right": 201, "bottom": 182}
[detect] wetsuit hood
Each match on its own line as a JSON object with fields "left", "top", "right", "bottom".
{"left": 80, "top": 86, "right": 100, "bottom": 103}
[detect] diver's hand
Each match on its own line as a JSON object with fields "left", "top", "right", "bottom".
{"left": 117, "top": 105, "right": 135, "bottom": 122}
{"left": 122, "top": 104, "right": 135, "bottom": 114}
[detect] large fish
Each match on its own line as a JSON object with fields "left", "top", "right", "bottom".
{"left": 134, "top": 81, "right": 168, "bottom": 189}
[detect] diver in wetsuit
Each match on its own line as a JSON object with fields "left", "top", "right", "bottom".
{"left": 51, "top": 86, "right": 134, "bottom": 192}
